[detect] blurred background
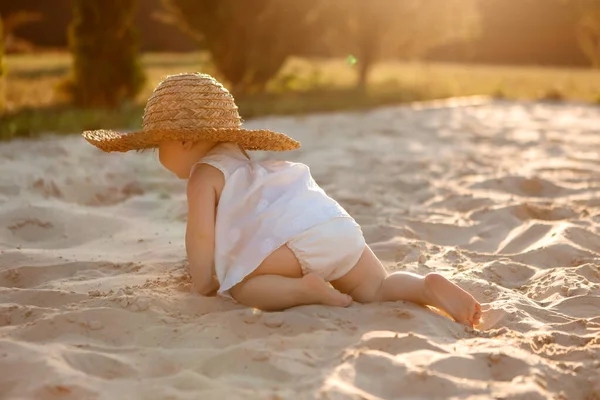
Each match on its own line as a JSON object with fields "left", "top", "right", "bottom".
{"left": 0, "top": 0, "right": 599, "bottom": 140}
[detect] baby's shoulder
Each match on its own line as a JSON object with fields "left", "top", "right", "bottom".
{"left": 191, "top": 161, "right": 224, "bottom": 176}
{"left": 187, "top": 163, "right": 225, "bottom": 196}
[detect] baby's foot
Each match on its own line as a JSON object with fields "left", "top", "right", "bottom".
{"left": 423, "top": 273, "right": 481, "bottom": 327}
{"left": 303, "top": 273, "right": 353, "bottom": 307}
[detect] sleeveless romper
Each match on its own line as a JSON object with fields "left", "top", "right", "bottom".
{"left": 191, "top": 142, "right": 365, "bottom": 298}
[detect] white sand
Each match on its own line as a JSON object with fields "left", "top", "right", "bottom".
{"left": 1, "top": 99, "right": 599, "bottom": 399}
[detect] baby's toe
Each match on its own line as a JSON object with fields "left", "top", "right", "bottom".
{"left": 471, "top": 303, "right": 482, "bottom": 325}
{"left": 342, "top": 294, "right": 353, "bottom": 307}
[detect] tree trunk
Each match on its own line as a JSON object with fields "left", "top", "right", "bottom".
{"left": 66, "top": 0, "right": 146, "bottom": 108}
{"left": 356, "top": 25, "right": 378, "bottom": 90}
{"left": 578, "top": 24, "right": 600, "bottom": 68}
{"left": 357, "top": 58, "right": 371, "bottom": 90}
{"left": 353, "top": 2, "right": 382, "bottom": 91}
{"left": 0, "top": 15, "right": 5, "bottom": 112}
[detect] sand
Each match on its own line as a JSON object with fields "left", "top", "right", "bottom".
{"left": 0, "top": 98, "right": 599, "bottom": 400}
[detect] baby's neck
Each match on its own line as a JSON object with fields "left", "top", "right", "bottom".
{"left": 194, "top": 141, "right": 221, "bottom": 159}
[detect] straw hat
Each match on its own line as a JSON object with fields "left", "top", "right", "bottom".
{"left": 82, "top": 73, "right": 301, "bottom": 152}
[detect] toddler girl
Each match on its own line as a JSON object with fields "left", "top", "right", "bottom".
{"left": 83, "top": 73, "right": 481, "bottom": 327}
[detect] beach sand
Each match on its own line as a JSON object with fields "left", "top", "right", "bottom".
{"left": 1, "top": 99, "right": 599, "bottom": 399}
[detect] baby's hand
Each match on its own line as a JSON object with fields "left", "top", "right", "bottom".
{"left": 192, "top": 276, "right": 219, "bottom": 297}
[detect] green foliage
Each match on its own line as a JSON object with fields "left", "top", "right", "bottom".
{"left": 160, "top": 0, "right": 323, "bottom": 95}
{"left": 64, "top": 0, "right": 146, "bottom": 108}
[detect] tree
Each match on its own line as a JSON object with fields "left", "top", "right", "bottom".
{"left": 0, "top": 15, "right": 5, "bottom": 77}
{"left": 0, "top": 14, "right": 5, "bottom": 111}
{"left": 319, "top": 0, "right": 479, "bottom": 89}
{"left": 574, "top": 0, "right": 600, "bottom": 67}
{"left": 64, "top": 0, "right": 146, "bottom": 107}
{"left": 159, "top": 0, "right": 322, "bottom": 95}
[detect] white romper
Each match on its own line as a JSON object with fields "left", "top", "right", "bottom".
{"left": 191, "top": 142, "right": 365, "bottom": 298}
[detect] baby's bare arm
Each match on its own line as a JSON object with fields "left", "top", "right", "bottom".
{"left": 185, "top": 164, "right": 222, "bottom": 295}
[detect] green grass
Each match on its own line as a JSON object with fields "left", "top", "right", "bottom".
{"left": 1, "top": 52, "right": 600, "bottom": 140}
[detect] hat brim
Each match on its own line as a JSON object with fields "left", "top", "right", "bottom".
{"left": 82, "top": 128, "right": 301, "bottom": 152}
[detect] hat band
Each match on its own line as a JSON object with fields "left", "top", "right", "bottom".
{"left": 143, "top": 117, "right": 242, "bottom": 131}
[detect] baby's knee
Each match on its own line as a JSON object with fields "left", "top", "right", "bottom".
{"left": 347, "top": 278, "right": 385, "bottom": 303}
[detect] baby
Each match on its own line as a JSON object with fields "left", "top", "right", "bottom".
{"left": 84, "top": 73, "right": 482, "bottom": 327}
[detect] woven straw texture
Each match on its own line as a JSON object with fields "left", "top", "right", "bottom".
{"left": 82, "top": 73, "right": 301, "bottom": 152}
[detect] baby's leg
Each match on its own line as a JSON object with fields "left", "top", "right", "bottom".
{"left": 379, "top": 272, "right": 482, "bottom": 326}
{"left": 331, "top": 245, "right": 481, "bottom": 326}
{"left": 229, "top": 244, "right": 352, "bottom": 311}
{"left": 230, "top": 273, "right": 352, "bottom": 311}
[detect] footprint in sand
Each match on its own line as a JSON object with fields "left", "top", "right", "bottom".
{"left": 0, "top": 205, "right": 124, "bottom": 249}
{"left": 429, "top": 351, "right": 530, "bottom": 382}
{"left": 200, "top": 347, "right": 292, "bottom": 382}
{"left": 356, "top": 331, "right": 448, "bottom": 356}
{"left": 0, "top": 261, "right": 136, "bottom": 289}
{"left": 469, "top": 175, "right": 568, "bottom": 198}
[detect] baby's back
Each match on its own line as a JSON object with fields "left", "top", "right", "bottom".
{"left": 194, "top": 142, "right": 353, "bottom": 295}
